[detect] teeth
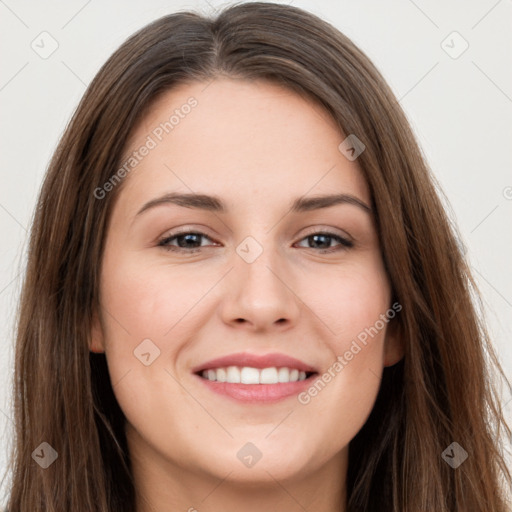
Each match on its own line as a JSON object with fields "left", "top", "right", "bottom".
{"left": 216, "top": 368, "right": 227, "bottom": 382}
{"left": 241, "top": 367, "right": 260, "bottom": 384}
{"left": 278, "top": 367, "right": 289, "bottom": 383}
{"left": 200, "top": 366, "right": 308, "bottom": 384}
{"left": 226, "top": 366, "right": 239, "bottom": 383}
{"left": 260, "top": 367, "right": 278, "bottom": 384}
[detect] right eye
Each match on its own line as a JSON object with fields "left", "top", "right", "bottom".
{"left": 158, "top": 230, "right": 218, "bottom": 253}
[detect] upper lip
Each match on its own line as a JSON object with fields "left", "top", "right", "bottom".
{"left": 191, "top": 352, "right": 318, "bottom": 374}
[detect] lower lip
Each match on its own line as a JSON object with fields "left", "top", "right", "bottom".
{"left": 193, "top": 374, "right": 317, "bottom": 403}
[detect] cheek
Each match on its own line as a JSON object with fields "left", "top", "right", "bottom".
{"left": 97, "top": 250, "right": 211, "bottom": 397}
{"left": 100, "top": 252, "right": 212, "bottom": 340}
{"left": 97, "top": 254, "right": 203, "bottom": 439}
{"left": 294, "top": 257, "right": 391, "bottom": 437}
{"left": 300, "top": 253, "right": 391, "bottom": 350}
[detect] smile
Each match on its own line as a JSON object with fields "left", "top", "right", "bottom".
{"left": 191, "top": 351, "right": 319, "bottom": 402}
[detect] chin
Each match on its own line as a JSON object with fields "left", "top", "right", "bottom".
{"left": 195, "top": 442, "right": 317, "bottom": 483}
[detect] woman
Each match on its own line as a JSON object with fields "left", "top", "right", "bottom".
{"left": 5, "top": 2, "right": 511, "bottom": 510}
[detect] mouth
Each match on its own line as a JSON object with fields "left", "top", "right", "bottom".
{"left": 191, "top": 352, "right": 319, "bottom": 403}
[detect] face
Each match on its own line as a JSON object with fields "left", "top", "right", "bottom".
{"left": 91, "top": 78, "right": 402, "bottom": 489}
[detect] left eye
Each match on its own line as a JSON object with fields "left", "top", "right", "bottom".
{"left": 295, "top": 232, "right": 353, "bottom": 252}
{"left": 158, "top": 231, "right": 353, "bottom": 254}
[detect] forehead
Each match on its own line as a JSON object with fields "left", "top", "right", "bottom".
{"left": 116, "top": 78, "right": 369, "bottom": 214}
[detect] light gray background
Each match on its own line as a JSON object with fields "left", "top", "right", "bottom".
{"left": 1, "top": 0, "right": 511, "bottom": 504}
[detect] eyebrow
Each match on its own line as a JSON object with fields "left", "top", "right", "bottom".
{"left": 135, "top": 192, "right": 372, "bottom": 217}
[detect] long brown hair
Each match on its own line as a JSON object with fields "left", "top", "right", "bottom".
{"left": 5, "top": 2, "right": 511, "bottom": 510}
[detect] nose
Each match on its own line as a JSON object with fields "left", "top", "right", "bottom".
{"left": 219, "top": 240, "right": 301, "bottom": 332}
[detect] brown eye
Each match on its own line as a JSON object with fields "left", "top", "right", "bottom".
{"left": 158, "top": 231, "right": 216, "bottom": 252}
{"left": 295, "top": 232, "right": 353, "bottom": 253}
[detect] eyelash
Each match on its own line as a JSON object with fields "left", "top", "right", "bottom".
{"left": 157, "top": 229, "right": 354, "bottom": 254}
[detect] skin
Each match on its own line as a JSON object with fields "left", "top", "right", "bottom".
{"left": 91, "top": 78, "right": 403, "bottom": 512}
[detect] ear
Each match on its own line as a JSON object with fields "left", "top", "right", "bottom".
{"left": 383, "top": 316, "right": 404, "bottom": 367}
{"left": 89, "top": 307, "right": 105, "bottom": 353}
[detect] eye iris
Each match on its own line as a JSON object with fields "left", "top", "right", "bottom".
{"left": 309, "top": 234, "right": 331, "bottom": 249}
{"left": 177, "top": 233, "right": 202, "bottom": 248}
